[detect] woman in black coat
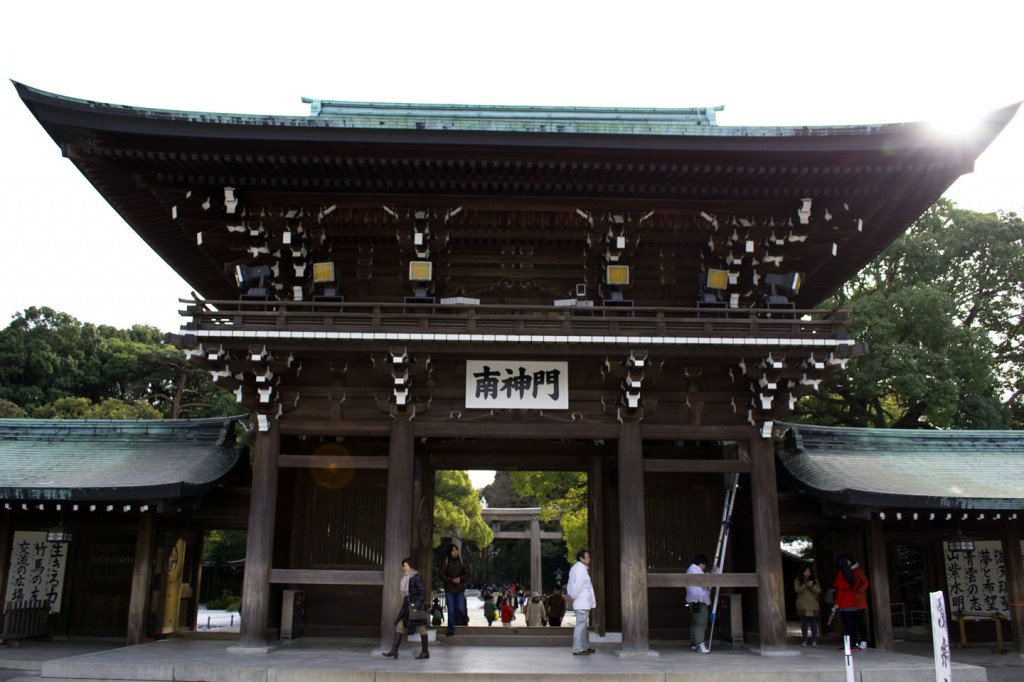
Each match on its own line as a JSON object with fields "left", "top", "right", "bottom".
{"left": 382, "top": 556, "right": 430, "bottom": 659}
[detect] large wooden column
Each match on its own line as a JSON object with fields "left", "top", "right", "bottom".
{"left": 0, "top": 510, "right": 10, "bottom": 601}
{"left": 1003, "top": 520, "right": 1024, "bottom": 653}
{"left": 126, "top": 510, "right": 157, "bottom": 645}
{"left": 236, "top": 418, "right": 280, "bottom": 650}
{"left": 589, "top": 455, "right": 607, "bottom": 636}
{"left": 618, "top": 421, "right": 650, "bottom": 653}
{"left": 865, "top": 519, "right": 893, "bottom": 650}
{"left": 379, "top": 417, "right": 414, "bottom": 652}
{"left": 748, "top": 437, "right": 786, "bottom": 650}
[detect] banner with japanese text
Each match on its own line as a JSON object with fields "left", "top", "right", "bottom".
{"left": 465, "top": 360, "right": 568, "bottom": 410}
{"left": 942, "top": 540, "right": 1024, "bottom": 618}
{"left": 930, "top": 591, "right": 951, "bottom": 682}
{"left": 4, "top": 531, "right": 68, "bottom": 613}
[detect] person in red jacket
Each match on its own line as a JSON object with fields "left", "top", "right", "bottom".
{"left": 832, "top": 554, "right": 868, "bottom": 650}
{"left": 850, "top": 557, "right": 870, "bottom": 649}
{"left": 498, "top": 595, "right": 515, "bottom": 627}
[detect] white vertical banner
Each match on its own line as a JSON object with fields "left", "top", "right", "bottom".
{"left": 930, "top": 591, "right": 952, "bottom": 682}
{"left": 4, "top": 531, "right": 68, "bottom": 613}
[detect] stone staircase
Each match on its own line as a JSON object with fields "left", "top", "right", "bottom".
{"left": 437, "top": 626, "right": 572, "bottom": 647}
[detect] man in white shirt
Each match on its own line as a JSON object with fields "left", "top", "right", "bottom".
{"left": 686, "top": 553, "right": 712, "bottom": 654}
{"left": 565, "top": 548, "right": 596, "bottom": 655}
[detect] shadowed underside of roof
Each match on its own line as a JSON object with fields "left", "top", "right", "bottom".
{"left": 0, "top": 417, "right": 242, "bottom": 502}
{"left": 13, "top": 82, "right": 1020, "bottom": 308}
{"left": 777, "top": 422, "right": 1024, "bottom": 510}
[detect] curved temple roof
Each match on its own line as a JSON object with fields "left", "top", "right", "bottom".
{"left": 0, "top": 417, "right": 242, "bottom": 503}
{"left": 777, "top": 422, "right": 1024, "bottom": 510}
{"left": 12, "top": 82, "right": 1021, "bottom": 307}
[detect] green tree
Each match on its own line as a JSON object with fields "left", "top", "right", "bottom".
{"left": 0, "top": 307, "right": 237, "bottom": 419}
{"left": 433, "top": 470, "right": 493, "bottom": 549}
{"left": 30, "top": 396, "right": 162, "bottom": 419}
{"left": 0, "top": 399, "right": 25, "bottom": 418}
{"left": 481, "top": 470, "right": 536, "bottom": 508}
{"left": 508, "top": 471, "right": 588, "bottom": 561}
{"left": 203, "top": 529, "right": 247, "bottom": 564}
{"left": 797, "top": 201, "right": 1022, "bottom": 428}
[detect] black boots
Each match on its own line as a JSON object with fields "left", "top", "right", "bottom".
{"left": 382, "top": 632, "right": 403, "bottom": 658}
{"left": 415, "top": 633, "right": 429, "bottom": 659}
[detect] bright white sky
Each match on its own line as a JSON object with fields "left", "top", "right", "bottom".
{"left": 2, "top": 2, "right": 1021, "bottom": 339}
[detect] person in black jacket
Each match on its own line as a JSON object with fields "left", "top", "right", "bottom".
{"left": 440, "top": 543, "right": 470, "bottom": 636}
{"left": 382, "top": 557, "right": 430, "bottom": 660}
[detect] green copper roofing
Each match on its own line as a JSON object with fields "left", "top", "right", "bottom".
{"left": 778, "top": 422, "right": 1024, "bottom": 510}
{"left": 0, "top": 417, "right": 242, "bottom": 502}
{"left": 302, "top": 98, "right": 723, "bottom": 135}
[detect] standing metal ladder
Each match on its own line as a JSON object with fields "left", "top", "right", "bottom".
{"left": 705, "top": 472, "right": 740, "bottom": 650}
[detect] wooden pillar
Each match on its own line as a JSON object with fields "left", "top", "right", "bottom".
{"left": 237, "top": 418, "right": 280, "bottom": 649}
{"left": 530, "top": 515, "right": 542, "bottom": 595}
{"left": 0, "top": 510, "right": 11, "bottom": 601}
{"left": 749, "top": 436, "right": 786, "bottom": 650}
{"left": 415, "top": 458, "right": 435, "bottom": 602}
{"left": 618, "top": 421, "right": 650, "bottom": 652}
{"left": 1004, "top": 520, "right": 1024, "bottom": 653}
{"left": 126, "top": 510, "right": 157, "bottom": 645}
{"left": 589, "top": 454, "right": 607, "bottom": 636}
{"left": 865, "top": 519, "right": 893, "bottom": 650}
{"left": 379, "top": 418, "right": 414, "bottom": 651}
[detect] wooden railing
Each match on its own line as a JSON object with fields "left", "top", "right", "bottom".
{"left": 1, "top": 600, "right": 49, "bottom": 643}
{"left": 178, "top": 298, "right": 853, "bottom": 341}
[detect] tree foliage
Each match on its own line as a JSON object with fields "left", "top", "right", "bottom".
{"left": 508, "top": 471, "right": 588, "bottom": 561}
{"left": 433, "top": 470, "right": 493, "bottom": 549}
{"left": 796, "top": 201, "right": 1022, "bottom": 428}
{"left": 0, "top": 307, "right": 238, "bottom": 420}
{"left": 29, "top": 396, "right": 162, "bottom": 419}
{"left": 481, "top": 470, "right": 536, "bottom": 508}
{"left": 203, "top": 529, "right": 247, "bottom": 565}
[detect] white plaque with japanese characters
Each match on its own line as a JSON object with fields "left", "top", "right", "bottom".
{"left": 465, "top": 360, "right": 568, "bottom": 410}
{"left": 4, "top": 531, "right": 68, "bottom": 613}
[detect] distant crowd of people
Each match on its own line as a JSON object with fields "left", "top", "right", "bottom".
{"left": 477, "top": 582, "right": 568, "bottom": 628}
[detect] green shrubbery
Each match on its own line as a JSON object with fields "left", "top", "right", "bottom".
{"left": 206, "top": 589, "right": 241, "bottom": 612}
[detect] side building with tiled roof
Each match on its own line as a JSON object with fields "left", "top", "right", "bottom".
{"left": 0, "top": 417, "right": 247, "bottom": 643}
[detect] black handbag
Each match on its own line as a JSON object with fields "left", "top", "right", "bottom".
{"left": 408, "top": 604, "right": 429, "bottom": 624}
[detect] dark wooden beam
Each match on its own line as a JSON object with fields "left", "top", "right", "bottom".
{"left": 269, "top": 569, "right": 384, "bottom": 586}
{"left": 126, "top": 510, "right": 157, "bottom": 645}
{"left": 1004, "top": 521, "right": 1024, "bottom": 654}
{"left": 278, "top": 455, "right": 387, "bottom": 469}
{"left": 238, "top": 419, "right": 280, "bottom": 649}
{"left": 380, "top": 418, "right": 414, "bottom": 652}
{"left": 643, "top": 459, "right": 752, "bottom": 473}
{"left": 866, "top": 519, "right": 894, "bottom": 650}
{"left": 646, "top": 572, "right": 759, "bottom": 589}
{"left": 279, "top": 419, "right": 756, "bottom": 441}
{"left": 618, "top": 421, "right": 650, "bottom": 653}
{"left": 749, "top": 437, "right": 787, "bottom": 651}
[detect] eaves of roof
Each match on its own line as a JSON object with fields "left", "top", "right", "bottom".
{"left": 776, "top": 422, "right": 1024, "bottom": 510}
{"left": 0, "top": 416, "right": 243, "bottom": 503}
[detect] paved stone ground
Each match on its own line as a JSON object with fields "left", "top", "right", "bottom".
{"left": 1, "top": 635, "right": 1020, "bottom": 682}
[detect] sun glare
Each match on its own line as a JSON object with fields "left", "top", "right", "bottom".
{"left": 925, "top": 110, "right": 989, "bottom": 141}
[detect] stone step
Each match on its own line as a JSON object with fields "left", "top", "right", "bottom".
{"left": 438, "top": 626, "right": 572, "bottom": 647}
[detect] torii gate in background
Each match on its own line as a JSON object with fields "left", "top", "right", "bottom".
{"left": 482, "top": 508, "right": 562, "bottom": 594}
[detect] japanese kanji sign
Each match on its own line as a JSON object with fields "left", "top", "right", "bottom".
{"left": 942, "top": 540, "right": 1022, "bottom": 618}
{"left": 465, "top": 360, "right": 568, "bottom": 410}
{"left": 4, "top": 531, "right": 68, "bottom": 613}
{"left": 930, "top": 591, "right": 951, "bottom": 682}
